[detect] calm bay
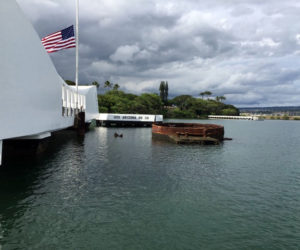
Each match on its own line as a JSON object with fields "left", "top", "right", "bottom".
{"left": 1, "top": 119, "right": 300, "bottom": 249}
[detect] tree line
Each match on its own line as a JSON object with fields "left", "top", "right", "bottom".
{"left": 66, "top": 80, "right": 239, "bottom": 118}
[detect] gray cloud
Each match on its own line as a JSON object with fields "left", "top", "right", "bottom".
{"left": 17, "top": 0, "right": 300, "bottom": 106}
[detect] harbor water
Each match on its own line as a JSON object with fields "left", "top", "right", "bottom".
{"left": 1, "top": 119, "right": 300, "bottom": 249}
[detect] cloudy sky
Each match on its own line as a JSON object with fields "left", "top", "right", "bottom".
{"left": 17, "top": 0, "right": 300, "bottom": 107}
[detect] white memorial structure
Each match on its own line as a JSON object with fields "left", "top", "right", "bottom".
{"left": 0, "top": 0, "right": 99, "bottom": 165}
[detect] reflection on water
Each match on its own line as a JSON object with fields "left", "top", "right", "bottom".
{"left": 1, "top": 121, "right": 300, "bottom": 249}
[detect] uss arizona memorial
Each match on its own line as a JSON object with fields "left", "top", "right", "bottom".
{"left": 0, "top": 0, "right": 100, "bottom": 165}
{"left": 0, "top": 0, "right": 164, "bottom": 166}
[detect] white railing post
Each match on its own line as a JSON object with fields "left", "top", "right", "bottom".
{"left": 79, "top": 95, "right": 83, "bottom": 110}
{"left": 62, "top": 85, "right": 67, "bottom": 108}
{"left": 71, "top": 90, "right": 73, "bottom": 114}
{"left": 0, "top": 140, "right": 3, "bottom": 166}
{"left": 70, "top": 91, "right": 73, "bottom": 109}
{"left": 83, "top": 96, "right": 86, "bottom": 110}
{"left": 63, "top": 85, "right": 86, "bottom": 116}
{"left": 67, "top": 89, "right": 71, "bottom": 116}
{"left": 62, "top": 85, "right": 64, "bottom": 105}
{"left": 62, "top": 85, "right": 67, "bottom": 116}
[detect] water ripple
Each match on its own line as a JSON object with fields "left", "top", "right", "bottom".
{"left": 1, "top": 121, "right": 300, "bottom": 249}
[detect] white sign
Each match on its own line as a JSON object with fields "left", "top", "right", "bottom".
{"left": 99, "top": 113, "right": 163, "bottom": 122}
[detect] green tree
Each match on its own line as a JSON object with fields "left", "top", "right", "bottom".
{"left": 171, "top": 95, "right": 194, "bottom": 111}
{"left": 216, "top": 96, "right": 226, "bottom": 102}
{"left": 204, "top": 91, "right": 212, "bottom": 99}
{"left": 219, "top": 96, "right": 226, "bottom": 102}
{"left": 65, "top": 80, "right": 76, "bottom": 86}
{"left": 113, "top": 83, "right": 120, "bottom": 90}
{"left": 159, "top": 81, "right": 169, "bottom": 105}
{"left": 165, "top": 81, "right": 169, "bottom": 105}
{"left": 97, "top": 87, "right": 239, "bottom": 119}
{"left": 97, "top": 90, "right": 164, "bottom": 114}
{"left": 167, "top": 108, "right": 195, "bottom": 119}
{"left": 92, "top": 81, "right": 100, "bottom": 88}
{"left": 135, "top": 93, "right": 164, "bottom": 114}
{"left": 199, "top": 92, "right": 205, "bottom": 99}
{"left": 200, "top": 91, "right": 212, "bottom": 100}
{"left": 159, "top": 81, "right": 165, "bottom": 104}
{"left": 104, "top": 80, "right": 113, "bottom": 89}
{"left": 221, "top": 108, "right": 239, "bottom": 116}
{"left": 97, "top": 94, "right": 117, "bottom": 113}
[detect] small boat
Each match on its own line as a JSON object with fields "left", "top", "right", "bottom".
{"left": 114, "top": 133, "right": 123, "bottom": 138}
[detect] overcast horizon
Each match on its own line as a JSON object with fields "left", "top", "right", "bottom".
{"left": 17, "top": 0, "right": 300, "bottom": 107}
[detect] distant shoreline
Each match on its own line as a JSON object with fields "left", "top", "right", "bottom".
{"left": 166, "top": 115, "right": 300, "bottom": 121}
{"left": 259, "top": 115, "right": 300, "bottom": 121}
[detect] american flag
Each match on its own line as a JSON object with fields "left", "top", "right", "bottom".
{"left": 41, "top": 25, "right": 76, "bottom": 53}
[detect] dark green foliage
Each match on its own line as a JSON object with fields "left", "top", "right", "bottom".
{"left": 159, "top": 81, "right": 168, "bottom": 105}
{"left": 92, "top": 81, "right": 100, "bottom": 88}
{"left": 113, "top": 84, "right": 120, "bottom": 90}
{"left": 98, "top": 90, "right": 163, "bottom": 114}
{"left": 167, "top": 95, "right": 239, "bottom": 118}
{"left": 165, "top": 108, "right": 195, "bottom": 119}
{"left": 165, "top": 82, "right": 168, "bottom": 104}
{"left": 65, "top": 80, "right": 76, "bottom": 86}
{"left": 159, "top": 82, "right": 164, "bottom": 102}
{"left": 216, "top": 96, "right": 226, "bottom": 102}
{"left": 104, "top": 80, "right": 113, "bottom": 89}
{"left": 199, "top": 91, "right": 212, "bottom": 99}
{"left": 97, "top": 85, "right": 239, "bottom": 119}
{"left": 65, "top": 79, "right": 99, "bottom": 88}
{"left": 282, "top": 115, "right": 290, "bottom": 120}
{"left": 170, "top": 95, "right": 194, "bottom": 111}
{"left": 221, "top": 108, "right": 239, "bottom": 116}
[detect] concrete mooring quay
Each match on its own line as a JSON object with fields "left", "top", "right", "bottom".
{"left": 152, "top": 123, "right": 225, "bottom": 145}
{"left": 97, "top": 113, "right": 163, "bottom": 127}
{"left": 208, "top": 115, "right": 263, "bottom": 120}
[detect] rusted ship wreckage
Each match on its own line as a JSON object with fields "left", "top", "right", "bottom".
{"left": 152, "top": 123, "right": 225, "bottom": 145}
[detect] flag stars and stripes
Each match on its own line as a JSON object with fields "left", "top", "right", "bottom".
{"left": 41, "top": 25, "right": 76, "bottom": 53}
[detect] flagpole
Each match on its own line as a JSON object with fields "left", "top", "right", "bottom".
{"left": 75, "top": 0, "right": 79, "bottom": 111}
